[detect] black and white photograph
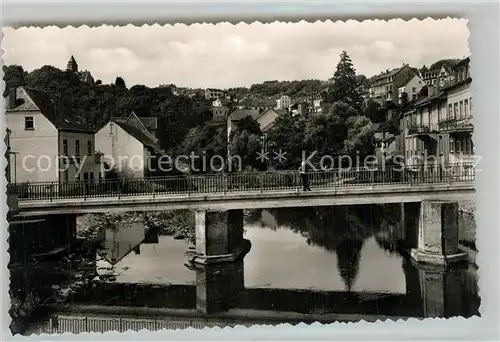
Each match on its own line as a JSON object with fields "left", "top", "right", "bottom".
{"left": 3, "top": 18, "right": 479, "bottom": 335}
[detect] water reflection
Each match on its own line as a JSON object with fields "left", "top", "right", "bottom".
{"left": 64, "top": 205, "right": 478, "bottom": 327}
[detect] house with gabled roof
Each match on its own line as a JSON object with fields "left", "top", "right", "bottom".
{"left": 5, "top": 86, "right": 101, "bottom": 183}
{"left": 95, "top": 112, "right": 166, "bottom": 179}
{"left": 369, "top": 64, "right": 420, "bottom": 104}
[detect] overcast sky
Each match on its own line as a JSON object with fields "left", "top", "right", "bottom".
{"left": 3, "top": 18, "right": 469, "bottom": 89}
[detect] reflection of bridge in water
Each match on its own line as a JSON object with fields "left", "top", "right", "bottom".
{"left": 37, "top": 205, "right": 479, "bottom": 334}
{"left": 41, "top": 259, "right": 478, "bottom": 334}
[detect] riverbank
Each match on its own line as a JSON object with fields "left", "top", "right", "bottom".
{"left": 76, "top": 211, "right": 196, "bottom": 244}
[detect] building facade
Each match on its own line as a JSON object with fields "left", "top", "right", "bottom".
{"left": 95, "top": 114, "right": 165, "bottom": 179}
{"left": 369, "top": 64, "right": 419, "bottom": 104}
{"left": 441, "top": 57, "right": 473, "bottom": 164}
{"left": 5, "top": 87, "right": 100, "bottom": 183}
{"left": 421, "top": 64, "right": 455, "bottom": 89}
{"left": 401, "top": 57, "right": 473, "bottom": 167}
{"left": 275, "top": 95, "right": 291, "bottom": 110}
{"left": 205, "top": 88, "right": 225, "bottom": 100}
{"left": 397, "top": 74, "right": 425, "bottom": 102}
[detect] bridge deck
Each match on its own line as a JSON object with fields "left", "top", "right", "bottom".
{"left": 11, "top": 164, "right": 475, "bottom": 214}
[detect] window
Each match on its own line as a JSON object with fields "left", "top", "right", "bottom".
{"left": 455, "top": 139, "right": 460, "bottom": 154}
{"left": 450, "top": 136, "right": 455, "bottom": 153}
{"left": 454, "top": 103, "right": 458, "bottom": 119}
{"left": 75, "top": 140, "right": 80, "bottom": 156}
{"left": 459, "top": 101, "right": 463, "bottom": 118}
{"left": 464, "top": 99, "right": 469, "bottom": 117}
{"left": 87, "top": 141, "right": 92, "bottom": 156}
{"left": 24, "top": 117, "right": 34, "bottom": 130}
{"left": 63, "top": 140, "right": 68, "bottom": 155}
{"left": 470, "top": 97, "right": 473, "bottom": 116}
{"left": 412, "top": 87, "right": 416, "bottom": 94}
{"left": 448, "top": 104, "right": 453, "bottom": 120}
{"left": 64, "top": 170, "right": 69, "bottom": 183}
{"left": 89, "top": 172, "right": 94, "bottom": 181}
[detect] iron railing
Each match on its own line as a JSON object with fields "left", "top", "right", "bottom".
{"left": 407, "top": 123, "right": 440, "bottom": 135}
{"left": 10, "top": 163, "right": 475, "bottom": 202}
{"left": 439, "top": 117, "right": 474, "bottom": 131}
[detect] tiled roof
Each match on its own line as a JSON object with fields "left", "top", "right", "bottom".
{"left": 230, "top": 109, "right": 261, "bottom": 121}
{"left": 22, "top": 87, "right": 94, "bottom": 133}
{"left": 114, "top": 120, "right": 164, "bottom": 155}
{"left": 413, "top": 91, "right": 446, "bottom": 108}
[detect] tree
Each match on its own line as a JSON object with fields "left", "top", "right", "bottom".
{"left": 363, "top": 99, "right": 385, "bottom": 124}
{"left": 229, "top": 116, "right": 263, "bottom": 171}
{"left": 325, "top": 51, "right": 363, "bottom": 112}
{"left": 115, "top": 77, "right": 126, "bottom": 89}
{"left": 267, "top": 114, "right": 307, "bottom": 170}
{"left": 2, "top": 65, "right": 26, "bottom": 97}
{"left": 343, "top": 115, "right": 376, "bottom": 158}
{"left": 399, "top": 91, "right": 410, "bottom": 109}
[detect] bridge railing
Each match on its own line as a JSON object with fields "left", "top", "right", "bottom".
{"left": 10, "top": 163, "right": 475, "bottom": 201}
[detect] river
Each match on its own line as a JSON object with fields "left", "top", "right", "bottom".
{"left": 28, "top": 204, "right": 480, "bottom": 333}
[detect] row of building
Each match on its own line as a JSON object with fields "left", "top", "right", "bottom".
{"left": 4, "top": 85, "right": 290, "bottom": 184}
{"left": 5, "top": 86, "right": 166, "bottom": 184}
{"left": 379, "top": 57, "right": 473, "bottom": 167}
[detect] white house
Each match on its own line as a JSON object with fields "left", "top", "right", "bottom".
{"left": 397, "top": 74, "right": 425, "bottom": 102}
{"left": 95, "top": 112, "right": 164, "bottom": 179}
{"left": 5, "top": 86, "right": 101, "bottom": 183}
{"left": 276, "top": 95, "right": 291, "bottom": 110}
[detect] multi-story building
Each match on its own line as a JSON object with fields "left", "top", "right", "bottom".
{"left": 369, "top": 64, "right": 420, "bottom": 104}
{"left": 440, "top": 56, "right": 473, "bottom": 164}
{"left": 397, "top": 74, "right": 425, "bottom": 102}
{"left": 421, "top": 63, "right": 455, "bottom": 89}
{"left": 5, "top": 86, "right": 101, "bottom": 183}
{"left": 401, "top": 87, "right": 446, "bottom": 165}
{"left": 204, "top": 88, "right": 225, "bottom": 101}
{"left": 275, "top": 95, "right": 291, "bottom": 110}
{"left": 400, "top": 56, "right": 473, "bottom": 167}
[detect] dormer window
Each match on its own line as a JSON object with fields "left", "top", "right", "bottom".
{"left": 25, "top": 116, "right": 34, "bottom": 130}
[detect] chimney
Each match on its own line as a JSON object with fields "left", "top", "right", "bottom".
{"left": 8, "top": 88, "right": 17, "bottom": 109}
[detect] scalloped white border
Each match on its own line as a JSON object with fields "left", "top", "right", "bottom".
{"left": 1, "top": 1, "right": 499, "bottom": 340}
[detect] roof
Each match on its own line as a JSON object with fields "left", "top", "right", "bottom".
{"left": 373, "top": 64, "right": 418, "bottom": 83}
{"left": 230, "top": 109, "right": 261, "bottom": 122}
{"left": 455, "top": 56, "right": 471, "bottom": 67}
{"left": 138, "top": 117, "right": 158, "bottom": 130}
{"left": 113, "top": 120, "right": 164, "bottom": 155}
{"left": 68, "top": 55, "right": 77, "bottom": 65}
{"left": 374, "top": 67, "right": 401, "bottom": 80}
{"left": 20, "top": 87, "right": 94, "bottom": 133}
{"left": 241, "top": 98, "right": 276, "bottom": 108}
{"left": 413, "top": 90, "right": 446, "bottom": 108}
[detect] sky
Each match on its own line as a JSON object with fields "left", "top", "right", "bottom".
{"left": 2, "top": 18, "right": 469, "bottom": 89}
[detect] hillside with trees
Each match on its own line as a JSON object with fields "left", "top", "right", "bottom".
{"left": 3, "top": 64, "right": 213, "bottom": 153}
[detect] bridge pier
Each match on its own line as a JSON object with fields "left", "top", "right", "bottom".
{"left": 195, "top": 260, "right": 245, "bottom": 315}
{"left": 194, "top": 209, "right": 248, "bottom": 265}
{"left": 410, "top": 200, "right": 467, "bottom": 265}
{"left": 416, "top": 264, "right": 466, "bottom": 318}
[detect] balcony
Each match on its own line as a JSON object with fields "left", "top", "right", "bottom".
{"left": 439, "top": 116, "right": 474, "bottom": 132}
{"left": 407, "top": 123, "right": 440, "bottom": 135}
